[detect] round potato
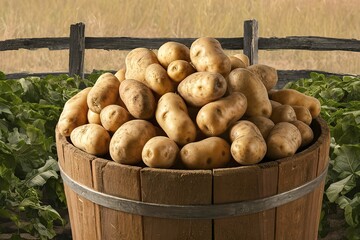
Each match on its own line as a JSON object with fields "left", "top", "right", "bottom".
{"left": 233, "top": 53, "right": 250, "bottom": 67}
{"left": 178, "top": 72, "right": 227, "bottom": 107}
{"left": 292, "top": 105, "right": 313, "bottom": 125}
{"left": 100, "top": 104, "right": 131, "bottom": 133}
{"left": 180, "top": 137, "right": 230, "bottom": 169}
{"left": 125, "top": 48, "right": 159, "bottom": 83}
{"left": 114, "top": 68, "right": 126, "bottom": 82}
{"left": 144, "top": 63, "right": 175, "bottom": 96}
{"left": 291, "top": 120, "right": 314, "bottom": 148}
{"left": 110, "top": 120, "right": 156, "bottom": 165}
{"left": 229, "top": 120, "right": 262, "bottom": 142}
{"left": 167, "top": 60, "right": 196, "bottom": 82}
{"left": 157, "top": 42, "right": 191, "bottom": 68}
{"left": 196, "top": 92, "right": 247, "bottom": 136}
{"left": 190, "top": 37, "right": 231, "bottom": 77}
{"left": 142, "top": 136, "right": 179, "bottom": 168}
{"left": 247, "top": 64, "right": 278, "bottom": 91}
{"left": 87, "top": 109, "right": 101, "bottom": 125}
{"left": 119, "top": 79, "right": 156, "bottom": 119}
{"left": 248, "top": 116, "right": 275, "bottom": 139}
{"left": 270, "top": 105, "right": 297, "bottom": 124}
{"left": 229, "top": 56, "right": 246, "bottom": 70}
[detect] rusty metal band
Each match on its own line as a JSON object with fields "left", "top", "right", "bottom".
{"left": 59, "top": 163, "right": 328, "bottom": 219}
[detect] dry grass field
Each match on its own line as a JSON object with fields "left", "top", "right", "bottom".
{"left": 0, "top": 0, "right": 359, "bottom": 76}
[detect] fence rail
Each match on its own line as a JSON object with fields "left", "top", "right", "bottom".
{"left": 1, "top": 19, "right": 359, "bottom": 86}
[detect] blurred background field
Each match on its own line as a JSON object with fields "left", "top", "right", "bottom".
{"left": 0, "top": 0, "right": 359, "bottom": 75}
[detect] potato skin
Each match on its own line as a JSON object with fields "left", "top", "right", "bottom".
{"left": 190, "top": 37, "right": 231, "bottom": 77}
{"left": 142, "top": 136, "right": 179, "bottom": 168}
{"left": 269, "top": 89, "right": 321, "bottom": 118}
{"left": 157, "top": 42, "right": 191, "bottom": 68}
{"left": 180, "top": 137, "right": 230, "bottom": 169}
{"left": 291, "top": 120, "right": 314, "bottom": 148}
{"left": 227, "top": 68, "right": 272, "bottom": 117}
{"left": 167, "top": 60, "right": 196, "bottom": 82}
{"left": 87, "top": 73, "right": 120, "bottom": 114}
{"left": 125, "top": 48, "right": 159, "bottom": 82}
{"left": 110, "top": 120, "right": 156, "bottom": 165}
{"left": 270, "top": 105, "right": 297, "bottom": 124}
{"left": 155, "top": 92, "right": 197, "bottom": 145}
{"left": 144, "top": 63, "right": 175, "bottom": 95}
{"left": 70, "top": 124, "right": 111, "bottom": 156}
{"left": 114, "top": 68, "right": 126, "bottom": 82}
{"left": 196, "top": 92, "right": 247, "bottom": 136}
{"left": 248, "top": 116, "right": 275, "bottom": 139}
{"left": 292, "top": 105, "right": 312, "bottom": 125}
{"left": 229, "top": 120, "right": 262, "bottom": 142}
{"left": 58, "top": 87, "right": 91, "bottom": 136}
{"left": 87, "top": 109, "right": 101, "bottom": 125}
{"left": 266, "top": 122, "right": 302, "bottom": 160}
{"left": 229, "top": 56, "right": 246, "bottom": 70}
{"left": 100, "top": 104, "right": 131, "bottom": 133}
{"left": 119, "top": 79, "right": 156, "bottom": 119}
{"left": 178, "top": 72, "right": 227, "bottom": 107}
{"left": 247, "top": 64, "right": 278, "bottom": 91}
{"left": 233, "top": 53, "right": 250, "bottom": 67}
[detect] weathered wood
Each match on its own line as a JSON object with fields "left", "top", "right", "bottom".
{"left": 259, "top": 36, "right": 360, "bottom": 51}
{"left": 0, "top": 37, "right": 69, "bottom": 51}
{"left": 213, "top": 161, "right": 278, "bottom": 240}
{"left": 140, "top": 168, "right": 212, "bottom": 240}
{"left": 69, "top": 23, "right": 85, "bottom": 78}
{"left": 243, "top": 19, "right": 258, "bottom": 64}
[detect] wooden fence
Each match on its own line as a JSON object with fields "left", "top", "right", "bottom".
{"left": 1, "top": 19, "right": 359, "bottom": 87}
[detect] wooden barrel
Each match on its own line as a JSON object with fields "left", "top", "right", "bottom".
{"left": 55, "top": 117, "right": 330, "bottom": 240}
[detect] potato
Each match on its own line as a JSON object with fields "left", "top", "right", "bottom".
{"left": 157, "top": 41, "right": 191, "bottom": 68}
{"left": 178, "top": 72, "right": 227, "bottom": 107}
{"left": 100, "top": 105, "right": 131, "bottom": 133}
{"left": 144, "top": 63, "right": 175, "bottom": 95}
{"left": 266, "top": 122, "right": 302, "bottom": 160}
{"left": 229, "top": 121, "right": 267, "bottom": 165}
{"left": 227, "top": 68, "right": 272, "bottom": 117}
{"left": 229, "top": 56, "right": 246, "bottom": 70}
{"left": 125, "top": 48, "right": 159, "bottom": 82}
{"left": 87, "top": 109, "right": 101, "bottom": 125}
{"left": 87, "top": 73, "right": 120, "bottom": 114}
{"left": 110, "top": 120, "right": 156, "bottom": 165}
{"left": 292, "top": 105, "right": 313, "bottom": 125}
{"left": 248, "top": 116, "right": 275, "bottom": 139}
{"left": 58, "top": 87, "right": 91, "bottom": 136}
{"left": 119, "top": 79, "right": 156, "bottom": 119}
{"left": 114, "top": 68, "right": 126, "bottom": 82}
{"left": 70, "top": 124, "right": 111, "bottom": 156}
{"left": 291, "top": 120, "right": 314, "bottom": 148}
{"left": 269, "top": 89, "right": 321, "bottom": 118}
{"left": 270, "top": 99, "right": 282, "bottom": 109}
{"left": 247, "top": 64, "right": 278, "bottom": 91}
{"left": 233, "top": 53, "right": 250, "bottom": 67}
{"left": 155, "top": 92, "right": 196, "bottom": 145}
{"left": 196, "top": 92, "right": 247, "bottom": 136}
{"left": 167, "top": 60, "right": 196, "bottom": 82}
{"left": 142, "top": 136, "right": 179, "bottom": 168}
{"left": 180, "top": 137, "right": 230, "bottom": 169}
{"left": 190, "top": 37, "right": 231, "bottom": 77}
{"left": 270, "top": 105, "right": 297, "bottom": 124}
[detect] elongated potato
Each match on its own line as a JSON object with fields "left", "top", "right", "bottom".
{"left": 142, "top": 136, "right": 179, "bottom": 168}
{"left": 178, "top": 72, "right": 227, "bottom": 107}
{"left": 114, "top": 68, "right": 126, "bottom": 82}
{"left": 233, "top": 53, "right": 250, "bottom": 67}
{"left": 269, "top": 89, "right": 321, "bottom": 118}
{"left": 270, "top": 105, "right": 297, "bottom": 123}
{"left": 70, "top": 124, "right": 111, "bottom": 156}
{"left": 167, "top": 60, "right": 196, "bottom": 82}
{"left": 144, "top": 63, "right": 175, "bottom": 95}
{"left": 87, "top": 109, "right": 101, "bottom": 125}
{"left": 180, "top": 137, "right": 230, "bottom": 169}
{"left": 229, "top": 56, "right": 246, "bottom": 70}
{"left": 58, "top": 87, "right": 91, "bottom": 136}
{"left": 270, "top": 100, "right": 282, "bottom": 109}
{"left": 110, "top": 120, "right": 156, "bottom": 165}
{"left": 119, "top": 79, "right": 156, "bottom": 119}
{"left": 157, "top": 42, "right": 191, "bottom": 68}
{"left": 229, "top": 121, "right": 267, "bottom": 165}
{"left": 291, "top": 120, "right": 314, "bottom": 148}
{"left": 125, "top": 48, "right": 159, "bottom": 83}
{"left": 248, "top": 116, "right": 275, "bottom": 139}
{"left": 292, "top": 105, "right": 313, "bottom": 125}
{"left": 196, "top": 92, "right": 247, "bottom": 136}
{"left": 156, "top": 93, "right": 196, "bottom": 145}
{"left": 227, "top": 68, "right": 272, "bottom": 117}
{"left": 266, "top": 122, "right": 302, "bottom": 160}
{"left": 190, "top": 37, "right": 231, "bottom": 77}
{"left": 247, "top": 64, "right": 278, "bottom": 91}
{"left": 87, "top": 72, "right": 120, "bottom": 114}
{"left": 100, "top": 104, "right": 131, "bottom": 133}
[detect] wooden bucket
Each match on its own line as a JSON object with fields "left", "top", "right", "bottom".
{"left": 55, "top": 117, "right": 330, "bottom": 240}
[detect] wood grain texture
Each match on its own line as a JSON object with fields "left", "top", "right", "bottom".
{"left": 243, "top": 19, "right": 259, "bottom": 65}
{"left": 140, "top": 168, "right": 212, "bottom": 240}
{"left": 213, "top": 162, "right": 278, "bottom": 240}
{"left": 0, "top": 37, "right": 69, "bottom": 51}
{"left": 69, "top": 23, "right": 85, "bottom": 78}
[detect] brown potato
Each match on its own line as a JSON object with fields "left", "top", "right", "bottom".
{"left": 100, "top": 104, "right": 131, "bottom": 133}
{"left": 248, "top": 116, "right": 275, "bottom": 139}
{"left": 270, "top": 100, "right": 282, "bottom": 109}
{"left": 157, "top": 41, "right": 191, "bottom": 68}
{"left": 292, "top": 105, "right": 313, "bottom": 125}
{"left": 270, "top": 105, "right": 297, "bottom": 124}
{"left": 178, "top": 72, "right": 227, "bottom": 107}
{"left": 144, "top": 63, "right": 175, "bottom": 95}
{"left": 291, "top": 120, "right": 314, "bottom": 148}
{"left": 167, "top": 60, "right": 196, "bottom": 82}
{"left": 109, "top": 120, "right": 156, "bottom": 165}
{"left": 229, "top": 56, "right": 246, "bottom": 70}
{"left": 114, "top": 68, "right": 126, "bottom": 82}
{"left": 190, "top": 37, "right": 231, "bottom": 77}
{"left": 247, "top": 64, "right": 278, "bottom": 91}
{"left": 125, "top": 48, "right": 159, "bottom": 83}
{"left": 87, "top": 109, "right": 101, "bottom": 125}
{"left": 229, "top": 120, "right": 262, "bottom": 142}
{"left": 180, "top": 137, "right": 230, "bottom": 169}
{"left": 233, "top": 53, "right": 250, "bottom": 67}
{"left": 70, "top": 124, "right": 111, "bottom": 156}
{"left": 142, "top": 136, "right": 179, "bottom": 168}
{"left": 196, "top": 92, "right": 247, "bottom": 136}
{"left": 119, "top": 79, "right": 156, "bottom": 119}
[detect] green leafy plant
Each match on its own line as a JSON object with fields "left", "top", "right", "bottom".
{"left": 285, "top": 73, "right": 360, "bottom": 239}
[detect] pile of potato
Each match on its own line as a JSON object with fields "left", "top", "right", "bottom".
{"left": 57, "top": 37, "right": 321, "bottom": 170}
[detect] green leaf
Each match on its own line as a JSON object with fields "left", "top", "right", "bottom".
{"left": 332, "top": 145, "right": 360, "bottom": 178}
{"left": 25, "top": 158, "right": 59, "bottom": 187}
{"left": 326, "top": 174, "right": 355, "bottom": 202}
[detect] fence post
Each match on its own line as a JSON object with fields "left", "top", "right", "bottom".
{"left": 243, "top": 19, "right": 258, "bottom": 65}
{"left": 69, "top": 22, "right": 85, "bottom": 78}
